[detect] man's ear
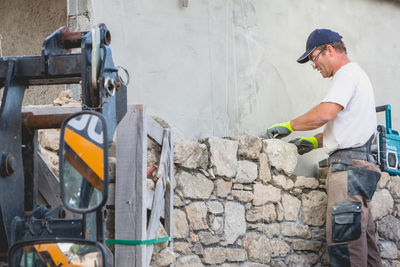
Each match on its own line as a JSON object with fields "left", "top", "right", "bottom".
{"left": 326, "top": 44, "right": 335, "bottom": 56}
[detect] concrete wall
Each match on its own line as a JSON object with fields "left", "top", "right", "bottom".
{"left": 0, "top": 0, "right": 67, "bottom": 105}
{"left": 90, "top": 0, "right": 400, "bottom": 176}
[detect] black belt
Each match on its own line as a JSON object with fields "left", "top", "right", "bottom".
{"left": 319, "top": 149, "right": 375, "bottom": 168}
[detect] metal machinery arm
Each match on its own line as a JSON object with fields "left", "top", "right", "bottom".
{"left": 0, "top": 24, "right": 127, "bottom": 258}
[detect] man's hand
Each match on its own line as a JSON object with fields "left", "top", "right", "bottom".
{"left": 266, "top": 121, "right": 294, "bottom": 139}
{"left": 289, "top": 136, "right": 319, "bottom": 155}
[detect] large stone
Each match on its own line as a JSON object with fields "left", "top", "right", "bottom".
{"left": 39, "top": 129, "right": 60, "bottom": 151}
{"left": 377, "top": 215, "right": 400, "bottom": 241}
{"left": 294, "top": 176, "right": 319, "bottom": 189}
{"left": 206, "top": 201, "right": 224, "bottom": 214}
{"left": 301, "top": 191, "right": 327, "bottom": 226}
{"left": 272, "top": 174, "right": 294, "bottom": 190}
{"left": 174, "top": 138, "right": 208, "bottom": 169}
{"left": 282, "top": 193, "right": 301, "bottom": 221}
{"left": 246, "top": 204, "right": 276, "bottom": 223}
{"left": 262, "top": 139, "right": 297, "bottom": 174}
{"left": 253, "top": 183, "right": 281, "bottom": 206}
{"left": 173, "top": 209, "right": 189, "bottom": 238}
{"left": 235, "top": 160, "right": 258, "bottom": 183}
{"left": 202, "top": 247, "right": 226, "bottom": 264}
{"left": 291, "top": 240, "right": 322, "bottom": 252}
{"left": 185, "top": 202, "right": 208, "bottom": 230}
{"left": 281, "top": 222, "right": 311, "bottom": 239}
{"left": 176, "top": 171, "right": 213, "bottom": 199}
{"left": 269, "top": 240, "right": 290, "bottom": 257}
{"left": 388, "top": 176, "right": 400, "bottom": 198}
{"left": 287, "top": 253, "right": 319, "bottom": 266}
{"left": 224, "top": 202, "right": 246, "bottom": 244}
{"left": 208, "top": 137, "right": 239, "bottom": 178}
{"left": 243, "top": 232, "right": 272, "bottom": 263}
{"left": 371, "top": 189, "right": 394, "bottom": 220}
{"left": 198, "top": 231, "right": 220, "bottom": 245}
{"left": 176, "top": 255, "right": 204, "bottom": 267}
{"left": 150, "top": 247, "right": 176, "bottom": 267}
{"left": 233, "top": 135, "right": 262, "bottom": 160}
{"left": 232, "top": 190, "right": 254, "bottom": 203}
{"left": 378, "top": 172, "right": 391, "bottom": 189}
{"left": 258, "top": 153, "right": 272, "bottom": 183}
{"left": 214, "top": 179, "right": 232, "bottom": 197}
{"left": 378, "top": 240, "right": 397, "bottom": 259}
{"left": 225, "top": 248, "right": 247, "bottom": 262}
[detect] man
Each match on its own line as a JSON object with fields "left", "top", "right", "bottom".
{"left": 266, "top": 29, "right": 382, "bottom": 266}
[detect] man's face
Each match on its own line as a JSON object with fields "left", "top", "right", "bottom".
{"left": 309, "top": 47, "right": 333, "bottom": 78}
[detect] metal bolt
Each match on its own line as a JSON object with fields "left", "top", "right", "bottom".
{"left": 0, "top": 153, "right": 15, "bottom": 177}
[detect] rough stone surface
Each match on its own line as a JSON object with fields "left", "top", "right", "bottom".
{"left": 235, "top": 160, "right": 258, "bottom": 183}
{"left": 269, "top": 240, "right": 290, "bottom": 257}
{"left": 176, "top": 171, "right": 214, "bottom": 199}
{"left": 198, "top": 231, "right": 220, "bottom": 245}
{"left": 202, "top": 247, "right": 226, "bottom": 264}
{"left": 282, "top": 193, "right": 301, "bottom": 221}
{"left": 174, "top": 242, "right": 191, "bottom": 255}
{"left": 39, "top": 129, "right": 60, "bottom": 152}
{"left": 185, "top": 202, "right": 208, "bottom": 230}
{"left": 174, "top": 209, "right": 189, "bottom": 239}
{"left": 174, "top": 138, "right": 208, "bottom": 169}
{"left": 281, "top": 223, "right": 311, "bottom": 239}
{"left": 290, "top": 239, "right": 322, "bottom": 252}
{"left": 262, "top": 139, "right": 297, "bottom": 174}
{"left": 287, "top": 253, "right": 319, "bottom": 266}
{"left": 249, "top": 223, "right": 280, "bottom": 238}
{"left": 294, "top": 176, "right": 319, "bottom": 189}
{"left": 224, "top": 202, "right": 246, "bottom": 244}
{"left": 208, "top": 137, "right": 238, "bottom": 178}
{"left": 150, "top": 247, "right": 176, "bottom": 267}
{"left": 378, "top": 240, "right": 398, "bottom": 259}
{"left": 253, "top": 183, "right": 281, "bottom": 205}
{"left": 301, "top": 190, "right": 327, "bottom": 226}
{"left": 206, "top": 201, "right": 224, "bottom": 214}
{"left": 176, "top": 255, "right": 204, "bottom": 267}
{"left": 388, "top": 176, "right": 400, "bottom": 199}
{"left": 234, "top": 135, "right": 262, "bottom": 160}
{"left": 225, "top": 248, "right": 247, "bottom": 262}
{"left": 258, "top": 152, "right": 272, "bottom": 183}
{"left": 211, "top": 216, "right": 224, "bottom": 234}
{"left": 243, "top": 232, "right": 272, "bottom": 263}
{"left": 377, "top": 215, "right": 400, "bottom": 242}
{"left": 272, "top": 174, "right": 294, "bottom": 190}
{"left": 371, "top": 189, "right": 394, "bottom": 220}
{"left": 246, "top": 204, "right": 276, "bottom": 223}
{"left": 378, "top": 172, "right": 391, "bottom": 189}
{"left": 232, "top": 190, "right": 254, "bottom": 202}
{"left": 215, "top": 179, "right": 232, "bottom": 197}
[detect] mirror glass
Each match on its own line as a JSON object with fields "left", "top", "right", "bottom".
{"left": 61, "top": 112, "right": 108, "bottom": 212}
{"left": 10, "top": 241, "right": 104, "bottom": 267}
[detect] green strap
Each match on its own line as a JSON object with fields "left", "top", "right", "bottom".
{"left": 105, "top": 236, "right": 173, "bottom": 245}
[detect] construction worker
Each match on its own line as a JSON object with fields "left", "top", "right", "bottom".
{"left": 266, "top": 29, "right": 382, "bottom": 266}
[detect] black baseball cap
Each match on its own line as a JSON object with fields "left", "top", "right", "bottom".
{"left": 297, "top": 29, "right": 342, "bottom": 63}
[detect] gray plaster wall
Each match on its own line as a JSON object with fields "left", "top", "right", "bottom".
{"left": 0, "top": 0, "right": 67, "bottom": 105}
{"left": 90, "top": 0, "right": 400, "bottom": 176}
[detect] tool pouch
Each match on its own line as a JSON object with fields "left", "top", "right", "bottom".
{"left": 332, "top": 201, "right": 362, "bottom": 242}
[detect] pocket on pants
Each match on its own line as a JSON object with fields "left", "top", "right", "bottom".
{"left": 347, "top": 167, "right": 381, "bottom": 200}
{"left": 332, "top": 201, "right": 362, "bottom": 242}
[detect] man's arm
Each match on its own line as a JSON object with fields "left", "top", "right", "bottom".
{"left": 314, "top": 132, "right": 323, "bottom": 148}
{"left": 290, "top": 102, "right": 343, "bottom": 131}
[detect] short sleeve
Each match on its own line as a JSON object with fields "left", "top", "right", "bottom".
{"left": 322, "top": 67, "right": 357, "bottom": 109}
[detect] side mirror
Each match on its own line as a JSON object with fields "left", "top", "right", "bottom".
{"left": 59, "top": 111, "right": 109, "bottom": 213}
{"left": 9, "top": 240, "right": 108, "bottom": 267}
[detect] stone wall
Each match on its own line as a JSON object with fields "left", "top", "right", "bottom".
{"left": 166, "top": 135, "right": 400, "bottom": 267}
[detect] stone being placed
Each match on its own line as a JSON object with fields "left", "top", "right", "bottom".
{"left": 258, "top": 153, "right": 272, "bottom": 183}
{"left": 253, "top": 183, "right": 281, "bottom": 206}
{"left": 262, "top": 139, "right": 297, "bottom": 174}
{"left": 176, "top": 171, "right": 213, "bottom": 199}
{"left": 185, "top": 202, "right": 208, "bottom": 230}
{"left": 224, "top": 202, "right": 246, "bottom": 244}
{"left": 371, "top": 189, "right": 394, "bottom": 220}
{"left": 301, "top": 190, "right": 327, "bottom": 226}
{"left": 282, "top": 193, "right": 301, "bottom": 221}
{"left": 174, "top": 138, "right": 208, "bottom": 169}
{"left": 207, "top": 137, "right": 239, "bottom": 178}
{"left": 235, "top": 160, "right": 258, "bottom": 183}
{"left": 233, "top": 135, "right": 262, "bottom": 160}
{"left": 243, "top": 232, "right": 272, "bottom": 263}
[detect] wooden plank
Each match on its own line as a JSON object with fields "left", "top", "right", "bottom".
{"left": 146, "top": 179, "right": 165, "bottom": 266}
{"left": 22, "top": 106, "right": 81, "bottom": 115}
{"left": 156, "top": 130, "right": 170, "bottom": 186}
{"left": 165, "top": 130, "right": 174, "bottom": 248}
{"left": 147, "top": 116, "right": 164, "bottom": 146}
{"left": 37, "top": 153, "right": 62, "bottom": 208}
{"left": 115, "top": 105, "right": 147, "bottom": 267}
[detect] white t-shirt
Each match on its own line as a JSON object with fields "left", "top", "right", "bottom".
{"left": 322, "top": 62, "right": 377, "bottom": 154}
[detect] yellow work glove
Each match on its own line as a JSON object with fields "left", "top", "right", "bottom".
{"left": 289, "top": 136, "right": 319, "bottom": 155}
{"left": 266, "top": 121, "right": 294, "bottom": 139}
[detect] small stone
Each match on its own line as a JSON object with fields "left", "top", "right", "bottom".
{"left": 377, "top": 215, "right": 400, "bottom": 242}
{"left": 291, "top": 239, "right": 322, "bottom": 252}
{"left": 214, "top": 179, "right": 232, "bottom": 198}
{"left": 253, "top": 183, "right": 281, "bottom": 206}
{"left": 259, "top": 153, "right": 272, "bottom": 183}
{"left": 198, "top": 231, "right": 220, "bottom": 245}
{"left": 150, "top": 247, "right": 177, "bottom": 267}
{"left": 193, "top": 242, "right": 204, "bottom": 255}
{"left": 246, "top": 204, "right": 276, "bottom": 223}
{"left": 232, "top": 190, "right": 254, "bottom": 202}
{"left": 173, "top": 195, "right": 184, "bottom": 207}
{"left": 233, "top": 183, "right": 244, "bottom": 190}
{"left": 202, "top": 247, "right": 226, "bottom": 264}
{"left": 208, "top": 137, "right": 239, "bottom": 178}
{"left": 235, "top": 160, "right": 258, "bottom": 183}
{"left": 281, "top": 222, "right": 311, "bottom": 239}
{"left": 294, "top": 176, "right": 319, "bottom": 189}
{"left": 276, "top": 202, "right": 284, "bottom": 222}
{"left": 206, "top": 201, "right": 224, "bottom": 214}
{"left": 174, "top": 242, "right": 191, "bottom": 255}
{"left": 272, "top": 174, "right": 294, "bottom": 190}
{"left": 212, "top": 217, "right": 223, "bottom": 234}
{"left": 388, "top": 176, "right": 400, "bottom": 198}
{"left": 233, "top": 135, "right": 262, "bottom": 160}
{"left": 378, "top": 172, "right": 390, "bottom": 188}
{"left": 185, "top": 202, "right": 208, "bottom": 230}
{"left": 208, "top": 168, "right": 216, "bottom": 179}
{"left": 269, "top": 240, "right": 290, "bottom": 257}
